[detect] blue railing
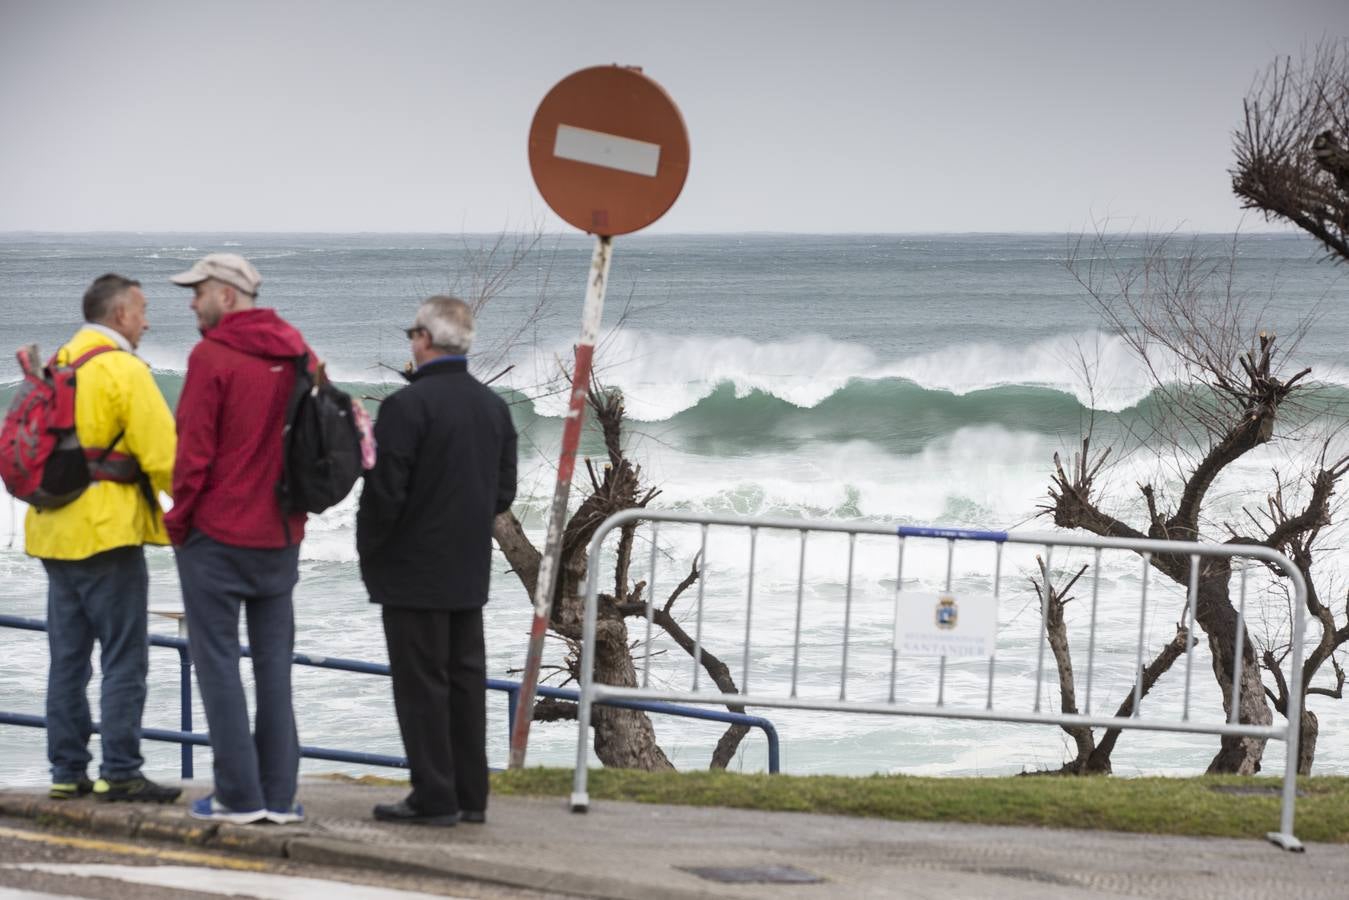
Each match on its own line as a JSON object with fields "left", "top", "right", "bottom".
{"left": 0, "top": 613, "right": 779, "bottom": 776}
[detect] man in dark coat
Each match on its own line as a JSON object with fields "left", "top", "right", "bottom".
{"left": 357, "top": 295, "right": 517, "bottom": 826}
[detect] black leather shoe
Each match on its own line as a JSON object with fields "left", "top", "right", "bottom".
{"left": 372, "top": 799, "right": 458, "bottom": 826}
{"left": 460, "top": 810, "right": 486, "bottom": 824}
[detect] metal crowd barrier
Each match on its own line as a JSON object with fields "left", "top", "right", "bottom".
{"left": 0, "top": 614, "right": 779, "bottom": 779}
{"left": 569, "top": 509, "right": 1308, "bottom": 852}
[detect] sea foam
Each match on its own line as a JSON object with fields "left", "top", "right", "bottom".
{"left": 509, "top": 328, "right": 1196, "bottom": 420}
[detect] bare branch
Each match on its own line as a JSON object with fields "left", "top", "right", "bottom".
{"left": 1232, "top": 41, "right": 1349, "bottom": 264}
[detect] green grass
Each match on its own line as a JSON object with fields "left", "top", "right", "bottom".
{"left": 488, "top": 768, "right": 1349, "bottom": 843}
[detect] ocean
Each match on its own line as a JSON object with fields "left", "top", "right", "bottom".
{"left": 1, "top": 232, "right": 1346, "bottom": 785}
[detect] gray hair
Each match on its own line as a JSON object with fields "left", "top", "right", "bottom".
{"left": 416, "top": 295, "right": 475, "bottom": 354}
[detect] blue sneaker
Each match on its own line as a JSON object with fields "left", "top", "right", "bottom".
{"left": 188, "top": 795, "right": 266, "bottom": 824}
{"left": 265, "top": 803, "right": 305, "bottom": 825}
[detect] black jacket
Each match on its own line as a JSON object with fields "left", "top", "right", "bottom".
{"left": 357, "top": 357, "right": 517, "bottom": 609}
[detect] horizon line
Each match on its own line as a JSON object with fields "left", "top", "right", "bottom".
{"left": 0, "top": 228, "right": 1307, "bottom": 238}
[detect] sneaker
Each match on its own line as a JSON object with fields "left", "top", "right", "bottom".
{"left": 189, "top": 795, "right": 267, "bottom": 825}
{"left": 49, "top": 777, "right": 94, "bottom": 800}
{"left": 265, "top": 803, "right": 305, "bottom": 825}
{"left": 92, "top": 777, "right": 182, "bottom": 804}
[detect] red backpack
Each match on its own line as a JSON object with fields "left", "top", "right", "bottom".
{"left": 1, "top": 344, "right": 136, "bottom": 510}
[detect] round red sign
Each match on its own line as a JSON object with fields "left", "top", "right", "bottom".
{"left": 528, "top": 66, "right": 690, "bottom": 236}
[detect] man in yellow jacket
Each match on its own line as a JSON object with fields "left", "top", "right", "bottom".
{"left": 25, "top": 273, "right": 181, "bottom": 804}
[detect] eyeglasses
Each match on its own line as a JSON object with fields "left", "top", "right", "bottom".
{"left": 404, "top": 325, "right": 427, "bottom": 340}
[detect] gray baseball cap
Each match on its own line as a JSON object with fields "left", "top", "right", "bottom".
{"left": 170, "top": 253, "right": 262, "bottom": 295}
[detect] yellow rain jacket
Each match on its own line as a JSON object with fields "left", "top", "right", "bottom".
{"left": 24, "top": 328, "right": 177, "bottom": 560}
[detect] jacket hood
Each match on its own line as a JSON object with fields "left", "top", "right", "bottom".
{"left": 205, "top": 308, "right": 307, "bottom": 360}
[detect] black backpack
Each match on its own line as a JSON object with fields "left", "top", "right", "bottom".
{"left": 276, "top": 355, "right": 363, "bottom": 515}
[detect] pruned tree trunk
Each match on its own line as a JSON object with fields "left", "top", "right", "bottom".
{"left": 1204, "top": 644, "right": 1271, "bottom": 772}
{"left": 1037, "top": 561, "right": 1096, "bottom": 767}
{"left": 1093, "top": 626, "right": 1191, "bottom": 771}
{"left": 1191, "top": 579, "right": 1272, "bottom": 774}
{"left": 589, "top": 617, "right": 673, "bottom": 770}
{"left": 494, "top": 497, "right": 674, "bottom": 771}
{"left": 491, "top": 383, "right": 746, "bottom": 773}
{"left": 1297, "top": 709, "right": 1318, "bottom": 776}
{"left": 1037, "top": 556, "right": 1192, "bottom": 776}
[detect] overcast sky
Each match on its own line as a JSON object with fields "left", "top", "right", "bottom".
{"left": 2, "top": 0, "right": 1345, "bottom": 233}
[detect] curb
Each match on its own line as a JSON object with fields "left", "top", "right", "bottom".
{"left": 0, "top": 791, "right": 718, "bottom": 900}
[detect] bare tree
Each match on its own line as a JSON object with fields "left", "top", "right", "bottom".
{"left": 493, "top": 381, "right": 753, "bottom": 770}
{"left": 1032, "top": 557, "right": 1192, "bottom": 775}
{"left": 1233, "top": 39, "right": 1349, "bottom": 263}
{"left": 1047, "top": 232, "right": 1348, "bottom": 774}
{"left": 1230, "top": 458, "right": 1349, "bottom": 774}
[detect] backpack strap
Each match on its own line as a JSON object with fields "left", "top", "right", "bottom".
{"left": 85, "top": 429, "right": 141, "bottom": 483}
{"left": 70, "top": 345, "right": 120, "bottom": 369}
{"left": 61, "top": 346, "right": 152, "bottom": 502}
{"left": 276, "top": 354, "right": 312, "bottom": 546}
{"left": 45, "top": 344, "right": 120, "bottom": 371}
{"left": 64, "top": 345, "right": 127, "bottom": 463}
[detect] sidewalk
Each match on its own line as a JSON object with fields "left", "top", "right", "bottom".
{"left": 2, "top": 780, "right": 1347, "bottom": 899}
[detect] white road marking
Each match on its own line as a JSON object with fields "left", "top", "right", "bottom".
{"left": 553, "top": 124, "right": 660, "bottom": 176}
{"left": 0, "top": 887, "right": 84, "bottom": 900}
{"left": 1, "top": 865, "right": 464, "bottom": 900}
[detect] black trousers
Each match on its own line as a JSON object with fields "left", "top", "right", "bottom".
{"left": 382, "top": 605, "right": 488, "bottom": 816}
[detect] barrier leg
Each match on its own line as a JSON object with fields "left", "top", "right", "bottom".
{"left": 570, "top": 687, "right": 593, "bottom": 813}
{"left": 1266, "top": 741, "right": 1304, "bottom": 851}
{"left": 1267, "top": 698, "right": 1304, "bottom": 850}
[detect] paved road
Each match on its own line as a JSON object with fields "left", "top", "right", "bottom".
{"left": 3, "top": 781, "right": 1349, "bottom": 898}
{"left": 0, "top": 815, "right": 564, "bottom": 900}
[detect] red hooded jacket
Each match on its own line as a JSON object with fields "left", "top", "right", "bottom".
{"left": 165, "top": 308, "right": 311, "bottom": 548}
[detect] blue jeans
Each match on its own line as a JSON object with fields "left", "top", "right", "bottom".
{"left": 42, "top": 545, "right": 149, "bottom": 783}
{"left": 176, "top": 531, "right": 300, "bottom": 813}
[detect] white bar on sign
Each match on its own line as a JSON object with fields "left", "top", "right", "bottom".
{"left": 554, "top": 124, "right": 660, "bottom": 177}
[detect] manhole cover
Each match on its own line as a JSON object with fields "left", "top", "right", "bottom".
{"left": 965, "top": 866, "right": 1078, "bottom": 886}
{"left": 679, "top": 865, "right": 824, "bottom": 884}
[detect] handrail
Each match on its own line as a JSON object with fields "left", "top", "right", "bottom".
{"left": 0, "top": 613, "right": 779, "bottom": 776}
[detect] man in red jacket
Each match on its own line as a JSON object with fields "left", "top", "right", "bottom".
{"left": 165, "top": 253, "right": 309, "bottom": 825}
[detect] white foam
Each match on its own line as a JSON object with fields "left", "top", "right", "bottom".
{"left": 879, "top": 330, "right": 1167, "bottom": 412}
{"left": 0, "top": 496, "right": 25, "bottom": 548}
{"left": 135, "top": 342, "right": 188, "bottom": 374}
{"left": 133, "top": 340, "right": 396, "bottom": 388}
{"left": 506, "top": 328, "right": 1190, "bottom": 421}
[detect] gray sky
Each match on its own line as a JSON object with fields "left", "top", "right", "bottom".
{"left": 2, "top": 0, "right": 1345, "bottom": 233}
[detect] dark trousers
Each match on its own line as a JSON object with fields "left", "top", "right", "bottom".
{"left": 382, "top": 605, "right": 488, "bottom": 816}
{"left": 176, "top": 531, "right": 300, "bottom": 813}
{"left": 42, "top": 545, "right": 149, "bottom": 783}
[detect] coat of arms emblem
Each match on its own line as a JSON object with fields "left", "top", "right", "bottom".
{"left": 935, "top": 595, "right": 959, "bottom": 630}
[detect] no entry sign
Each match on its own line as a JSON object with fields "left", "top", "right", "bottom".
{"left": 528, "top": 65, "right": 690, "bottom": 236}
{"left": 513, "top": 66, "right": 690, "bottom": 771}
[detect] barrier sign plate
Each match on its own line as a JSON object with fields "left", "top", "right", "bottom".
{"left": 895, "top": 592, "right": 998, "bottom": 658}
{"left": 528, "top": 65, "right": 690, "bottom": 236}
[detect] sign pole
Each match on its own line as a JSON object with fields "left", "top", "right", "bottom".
{"left": 515, "top": 62, "right": 688, "bottom": 770}
{"left": 509, "top": 233, "right": 613, "bottom": 769}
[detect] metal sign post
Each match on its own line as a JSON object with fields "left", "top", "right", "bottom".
{"left": 510, "top": 65, "right": 689, "bottom": 768}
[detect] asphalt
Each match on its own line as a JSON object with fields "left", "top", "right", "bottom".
{"left": 1, "top": 780, "right": 1347, "bottom": 899}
